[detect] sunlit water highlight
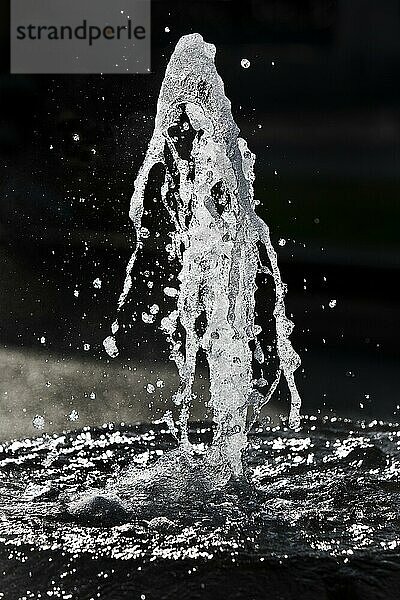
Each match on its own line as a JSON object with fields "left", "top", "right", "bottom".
{"left": 104, "top": 33, "right": 302, "bottom": 474}
{"left": 0, "top": 417, "right": 400, "bottom": 597}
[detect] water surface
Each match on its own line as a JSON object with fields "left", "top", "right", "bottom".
{"left": 1, "top": 416, "right": 399, "bottom": 599}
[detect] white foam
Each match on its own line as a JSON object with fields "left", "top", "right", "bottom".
{"left": 105, "top": 34, "right": 302, "bottom": 473}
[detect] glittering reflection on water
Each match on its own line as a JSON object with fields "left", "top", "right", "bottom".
{"left": 0, "top": 416, "right": 400, "bottom": 598}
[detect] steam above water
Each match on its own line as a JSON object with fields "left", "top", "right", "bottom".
{"left": 104, "top": 34, "right": 302, "bottom": 473}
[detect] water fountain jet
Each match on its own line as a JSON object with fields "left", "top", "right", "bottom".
{"left": 104, "top": 33, "right": 302, "bottom": 475}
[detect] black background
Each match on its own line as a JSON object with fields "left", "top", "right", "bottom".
{"left": 0, "top": 0, "right": 399, "bottom": 432}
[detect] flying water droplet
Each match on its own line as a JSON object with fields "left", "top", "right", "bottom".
{"left": 32, "top": 415, "right": 45, "bottom": 429}
{"left": 149, "top": 304, "right": 159, "bottom": 315}
{"left": 164, "top": 287, "right": 178, "bottom": 298}
{"left": 103, "top": 336, "right": 119, "bottom": 358}
{"left": 142, "top": 312, "right": 155, "bottom": 324}
{"left": 139, "top": 227, "right": 150, "bottom": 240}
{"left": 68, "top": 410, "right": 79, "bottom": 422}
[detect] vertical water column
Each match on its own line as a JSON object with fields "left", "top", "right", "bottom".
{"left": 104, "top": 34, "right": 302, "bottom": 474}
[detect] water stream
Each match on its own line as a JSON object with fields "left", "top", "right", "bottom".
{"left": 104, "top": 33, "right": 301, "bottom": 475}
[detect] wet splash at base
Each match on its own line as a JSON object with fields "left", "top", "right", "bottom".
{"left": 104, "top": 34, "right": 301, "bottom": 473}
{"left": 1, "top": 418, "right": 400, "bottom": 599}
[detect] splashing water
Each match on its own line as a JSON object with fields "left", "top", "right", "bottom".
{"left": 2, "top": 416, "right": 400, "bottom": 599}
{"left": 104, "top": 34, "right": 301, "bottom": 474}
{"left": 2, "top": 36, "right": 399, "bottom": 600}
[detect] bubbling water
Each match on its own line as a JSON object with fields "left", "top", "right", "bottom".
{"left": 104, "top": 34, "right": 301, "bottom": 474}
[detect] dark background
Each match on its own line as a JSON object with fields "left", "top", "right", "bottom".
{"left": 0, "top": 0, "right": 399, "bottom": 438}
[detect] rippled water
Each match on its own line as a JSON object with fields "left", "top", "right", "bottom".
{"left": 1, "top": 416, "right": 400, "bottom": 599}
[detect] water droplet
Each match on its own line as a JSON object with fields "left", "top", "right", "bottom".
{"left": 68, "top": 410, "right": 79, "bottom": 421}
{"left": 139, "top": 227, "right": 150, "bottom": 239}
{"left": 163, "top": 287, "right": 178, "bottom": 298}
{"left": 146, "top": 384, "right": 155, "bottom": 394}
{"left": 329, "top": 299, "right": 337, "bottom": 308}
{"left": 142, "top": 312, "right": 155, "bottom": 324}
{"left": 103, "top": 336, "right": 119, "bottom": 358}
{"left": 278, "top": 238, "right": 286, "bottom": 246}
{"left": 32, "top": 415, "right": 45, "bottom": 429}
{"left": 93, "top": 278, "right": 102, "bottom": 289}
{"left": 241, "top": 58, "right": 250, "bottom": 69}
